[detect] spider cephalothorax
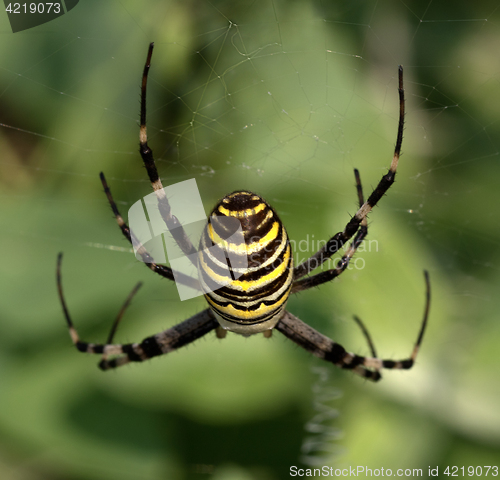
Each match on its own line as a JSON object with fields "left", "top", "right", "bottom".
{"left": 57, "top": 43, "right": 430, "bottom": 381}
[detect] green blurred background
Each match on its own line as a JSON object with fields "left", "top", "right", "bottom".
{"left": 1, "top": 1, "right": 499, "bottom": 479}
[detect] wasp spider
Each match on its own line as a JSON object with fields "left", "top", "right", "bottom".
{"left": 57, "top": 43, "right": 431, "bottom": 382}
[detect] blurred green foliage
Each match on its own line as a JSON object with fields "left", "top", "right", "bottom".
{"left": 0, "top": 1, "right": 499, "bottom": 479}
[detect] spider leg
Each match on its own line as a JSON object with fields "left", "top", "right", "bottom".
{"left": 98, "top": 308, "right": 217, "bottom": 370}
{"left": 99, "top": 172, "right": 200, "bottom": 291}
{"left": 57, "top": 253, "right": 217, "bottom": 370}
{"left": 294, "top": 66, "right": 405, "bottom": 280}
{"left": 138, "top": 43, "right": 198, "bottom": 264}
{"left": 57, "top": 252, "right": 140, "bottom": 355}
{"left": 100, "top": 281, "right": 142, "bottom": 362}
{"left": 275, "top": 311, "right": 381, "bottom": 381}
{"left": 353, "top": 167, "right": 369, "bottom": 237}
{"left": 352, "top": 314, "right": 381, "bottom": 379}
{"left": 292, "top": 169, "right": 367, "bottom": 293}
{"left": 276, "top": 271, "right": 430, "bottom": 382}
{"left": 352, "top": 314, "right": 378, "bottom": 358}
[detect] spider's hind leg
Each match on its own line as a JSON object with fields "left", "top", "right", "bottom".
{"left": 275, "top": 311, "right": 382, "bottom": 382}
{"left": 98, "top": 308, "right": 218, "bottom": 370}
{"left": 57, "top": 253, "right": 217, "bottom": 370}
{"left": 99, "top": 281, "right": 143, "bottom": 363}
{"left": 276, "top": 271, "right": 431, "bottom": 382}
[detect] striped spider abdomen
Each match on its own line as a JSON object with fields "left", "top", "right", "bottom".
{"left": 199, "top": 191, "right": 294, "bottom": 335}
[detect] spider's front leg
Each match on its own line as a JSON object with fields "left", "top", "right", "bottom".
{"left": 97, "top": 43, "right": 203, "bottom": 289}
{"left": 98, "top": 172, "right": 201, "bottom": 292}
{"left": 294, "top": 66, "right": 405, "bottom": 281}
{"left": 138, "top": 42, "right": 198, "bottom": 262}
{"left": 292, "top": 168, "right": 368, "bottom": 293}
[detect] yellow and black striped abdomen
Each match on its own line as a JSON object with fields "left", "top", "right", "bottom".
{"left": 198, "top": 191, "right": 293, "bottom": 335}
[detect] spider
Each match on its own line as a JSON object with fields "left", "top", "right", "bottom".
{"left": 57, "top": 43, "right": 430, "bottom": 382}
